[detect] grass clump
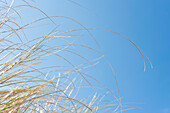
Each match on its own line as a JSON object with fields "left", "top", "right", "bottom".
{"left": 0, "top": 0, "right": 151, "bottom": 112}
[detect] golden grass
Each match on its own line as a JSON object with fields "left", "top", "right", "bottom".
{"left": 0, "top": 0, "right": 151, "bottom": 112}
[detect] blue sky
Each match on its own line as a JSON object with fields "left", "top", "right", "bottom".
{"left": 17, "top": 0, "right": 170, "bottom": 112}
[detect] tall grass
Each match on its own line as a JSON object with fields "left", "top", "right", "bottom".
{"left": 0, "top": 0, "right": 151, "bottom": 112}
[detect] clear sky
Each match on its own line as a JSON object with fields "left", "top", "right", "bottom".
{"left": 17, "top": 0, "right": 170, "bottom": 113}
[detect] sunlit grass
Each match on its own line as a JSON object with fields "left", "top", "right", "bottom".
{"left": 0, "top": 0, "right": 152, "bottom": 112}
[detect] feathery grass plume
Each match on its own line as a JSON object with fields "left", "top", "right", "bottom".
{"left": 0, "top": 0, "right": 151, "bottom": 112}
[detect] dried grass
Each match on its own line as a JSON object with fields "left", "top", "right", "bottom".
{"left": 0, "top": 0, "right": 151, "bottom": 112}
